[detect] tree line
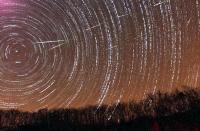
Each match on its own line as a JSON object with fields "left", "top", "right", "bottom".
{"left": 1, "top": 86, "right": 200, "bottom": 130}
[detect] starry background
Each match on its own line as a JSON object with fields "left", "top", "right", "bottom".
{"left": 0, "top": 0, "right": 199, "bottom": 111}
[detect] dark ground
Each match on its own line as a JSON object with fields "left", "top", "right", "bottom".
{"left": 1, "top": 87, "right": 200, "bottom": 131}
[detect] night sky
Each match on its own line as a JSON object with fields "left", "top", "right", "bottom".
{"left": 0, "top": 0, "right": 199, "bottom": 111}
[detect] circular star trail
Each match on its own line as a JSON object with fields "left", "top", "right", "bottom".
{"left": 0, "top": 0, "right": 199, "bottom": 112}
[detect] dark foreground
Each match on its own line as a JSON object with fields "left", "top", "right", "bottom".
{"left": 1, "top": 87, "right": 200, "bottom": 131}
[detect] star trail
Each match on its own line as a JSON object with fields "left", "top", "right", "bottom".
{"left": 0, "top": 0, "right": 199, "bottom": 112}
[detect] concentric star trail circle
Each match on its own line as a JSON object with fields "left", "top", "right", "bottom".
{"left": 0, "top": 0, "right": 199, "bottom": 112}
